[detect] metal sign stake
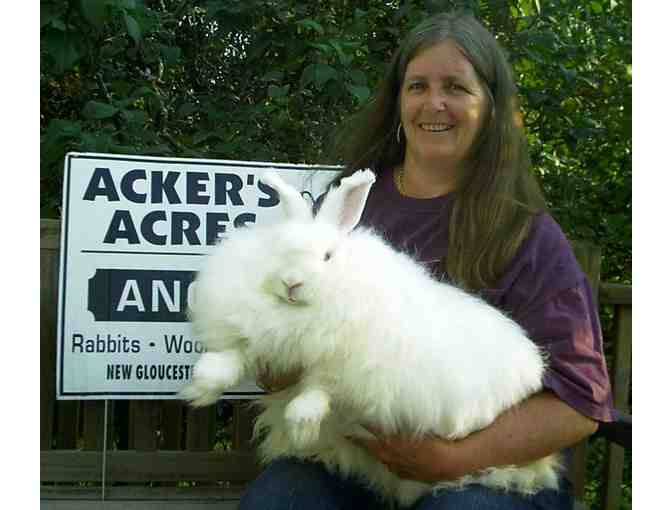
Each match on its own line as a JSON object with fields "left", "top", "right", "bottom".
{"left": 101, "top": 399, "right": 109, "bottom": 501}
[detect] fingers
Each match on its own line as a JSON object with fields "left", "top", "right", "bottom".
{"left": 347, "top": 435, "right": 410, "bottom": 478}
{"left": 360, "top": 423, "right": 386, "bottom": 439}
{"left": 347, "top": 433, "right": 392, "bottom": 461}
{"left": 347, "top": 435, "right": 375, "bottom": 451}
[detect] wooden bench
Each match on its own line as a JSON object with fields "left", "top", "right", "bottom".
{"left": 40, "top": 219, "right": 631, "bottom": 509}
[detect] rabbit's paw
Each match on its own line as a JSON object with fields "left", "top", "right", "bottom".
{"left": 284, "top": 388, "right": 331, "bottom": 447}
{"left": 179, "top": 382, "right": 221, "bottom": 408}
{"left": 179, "top": 351, "right": 244, "bottom": 407}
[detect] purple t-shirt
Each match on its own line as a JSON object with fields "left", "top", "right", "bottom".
{"left": 356, "top": 170, "right": 614, "bottom": 423}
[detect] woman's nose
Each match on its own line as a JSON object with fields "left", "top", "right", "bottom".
{"left": 428, "top": 90, "right": 447, "bottom": 111}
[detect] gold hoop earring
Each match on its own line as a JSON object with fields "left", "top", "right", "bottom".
{"left": 397, "top": 123, "right": 403, "bottom": 144}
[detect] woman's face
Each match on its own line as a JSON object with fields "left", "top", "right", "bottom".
{"left": 400, "top": 39, "right": 489, "bottom": 172}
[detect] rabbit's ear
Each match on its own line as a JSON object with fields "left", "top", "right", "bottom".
{"left": 317, "top": 169, "right": 376, "bottom": 233}
{"left": 260, "top": 171, "right": 312, "bottom": 222}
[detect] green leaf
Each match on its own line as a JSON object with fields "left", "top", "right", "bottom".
{"left": 80, "top": 132, "right": 113, "bottom": 152}
{"left": 116, "top": 97, "right": 136, "bottom": 108}
{"left": 124, "top": 14, "right": 142, "bottom": 45}
{"left": 41, "top": 4, "right": 66, "bottom": 28}
{"left": 348, "top": 69, "right": 368, "bottom": 85}
{"left": 120, "top": 109, "right": 146, "bottom": 126}
{"left": 43, "top": 29, "right": 81, "bottom": 74}
{"left": 50, "top": 18, "right": 67, "bottom": 31}
{"left": 44, "top": 119, "right": 82, "bottom": 140}
{"left": 205, "top": 0, "right": 229, "bottom": 16}
{"left": 329, "top": 40, "right": 352, "bottom": 66}
{"left": 301, "top": 63, "right": 338, "bottom": 89}
{"left": 268, "top": 84, "right": 290, "bottom": 98}
{"left": 307, "top": 42, "right": 331, "bottom": 54}
{"left": 193, "top": 131, "right": 223, "bottom": 145}
{"left": 160, "top": 45, "right": 181, "bottom": 65}
{"left": 144, "top": 144, "right": 173, "bottom": 156}
{"left": 590, "top": 1, "right": 603, "bottom": 14}
{"left": 346, "top": 83, "right": 371, "bottom": 104}
{"left": 132, "top": 86, "right": 155, "bottom": 98}
{"left": 82, "top": 101, "right": 119, "bottom": 119}
{"left": 559, "top": 64, "right": 577, "bottom": 83}
{"left": 260, "top": 70, "right": 284, "bottom": 82}
{"left": 297, "top": 19, "right": 325, "bottom": 35}
{"left": 80, "top": 0, "right": 109, "bottom": 29}
{"left": 116, "top": 0, "right": 137, "bottom": 9}
{"left": 212, "top": 142, "right": 237, "bottom": 154}
{"left": 177, "top": 103, "right": 199, "bottom": 118}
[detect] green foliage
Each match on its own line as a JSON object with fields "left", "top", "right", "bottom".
{"left": 41, "top": 0, "right": 631, "bottom": 286}
{"left": 502, "top": 1, "right": 632, "bottom": 284}
{"left": 584, "top": 437, "right": 632, "bottom": 510}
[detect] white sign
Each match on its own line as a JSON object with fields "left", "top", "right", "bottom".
{"left": 57, "top": 152, "right": 340, "bottom": 399}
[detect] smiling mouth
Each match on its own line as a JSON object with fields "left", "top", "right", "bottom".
{"left": 419, "top": 123, "right": 454, "bottom": 132}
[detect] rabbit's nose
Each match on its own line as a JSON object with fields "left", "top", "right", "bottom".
{"left": 283, "top": 280, "right": 303, "bottom": 302}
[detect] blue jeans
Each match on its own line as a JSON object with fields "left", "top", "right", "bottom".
{"left": 238, "top": 458, "right": 573, "bottom": 509}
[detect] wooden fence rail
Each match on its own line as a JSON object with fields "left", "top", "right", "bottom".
{"left": 40, "top": 218, "right": 631, "bottom": 510}
{"left": 599, "top": 283, "right": 632, "bottom": 510}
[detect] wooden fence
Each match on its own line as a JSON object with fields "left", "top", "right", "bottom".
{"left": 40, "top": 218, "right": 259, "bottom": 503}
{"left": 40, "top": 218, "right": 631, "bottom": 509}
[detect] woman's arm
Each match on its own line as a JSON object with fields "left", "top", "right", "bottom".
{"left": 350, "top": 389, "right": 597, "bottom": 483}
{"left": 439, "top": 389, "right": 597, "bottom": 479}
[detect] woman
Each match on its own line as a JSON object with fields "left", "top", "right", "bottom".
{"left": 240, "top": 12, "right": 614, "bottom": 510}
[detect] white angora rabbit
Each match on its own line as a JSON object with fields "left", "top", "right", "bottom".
{"left": 180, "top": 170, "right": 561, "bottom": 507}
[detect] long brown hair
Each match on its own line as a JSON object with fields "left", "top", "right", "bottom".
{"left": 329, "top": 12, "right": 547, "bottom": 292}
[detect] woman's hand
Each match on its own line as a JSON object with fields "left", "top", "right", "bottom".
{"left": 255, "top": 362, "right": 303, "bottom": 393}
{"left": 348, "top": 426, "right": 464, "bottom": 483}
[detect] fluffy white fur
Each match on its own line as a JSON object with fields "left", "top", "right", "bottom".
{"left": 180, "top": 170, "right": 562, "bottom": 507}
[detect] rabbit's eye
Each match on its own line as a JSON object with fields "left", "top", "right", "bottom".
{"left": 324, "top": 251, "right": 333, "bottom": 261}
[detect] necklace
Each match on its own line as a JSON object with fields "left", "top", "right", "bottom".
{"left": 395, "top": 167, "right": 405, "bottom": 195}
